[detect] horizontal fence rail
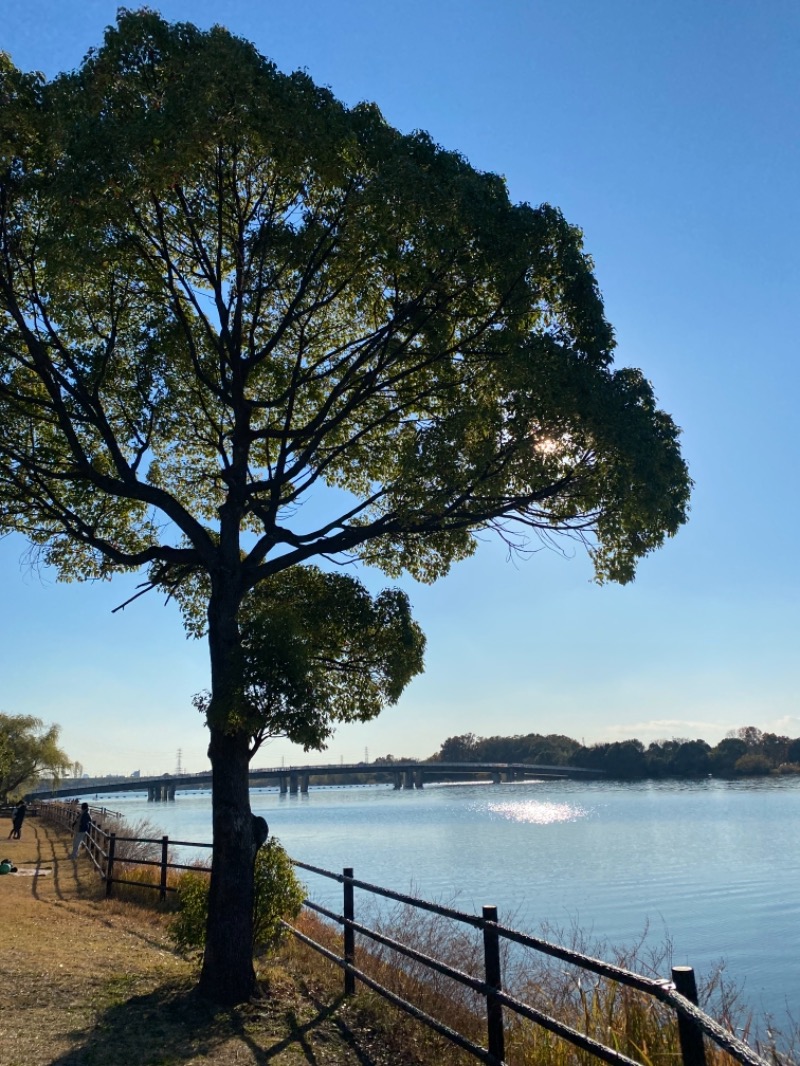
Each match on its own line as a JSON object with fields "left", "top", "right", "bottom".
{"left": 287, "top": 865, "right": 771, "bottom": 1066}
{"left": 40, "top": 801, "right": 211, "bottom": 900}
{"left": 36, "top": 801, "right": 771, "bottom": 1066}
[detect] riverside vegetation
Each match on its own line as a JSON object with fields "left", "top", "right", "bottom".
{"left": 5, "top": 810, "right": 795, "bottom": 1065}
{"left": 417, "top": 725, "right": 800, "bottom": 781}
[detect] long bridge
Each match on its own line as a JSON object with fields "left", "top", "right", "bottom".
{"left": 29, "top": 760, "right": 599, "bottom": 802}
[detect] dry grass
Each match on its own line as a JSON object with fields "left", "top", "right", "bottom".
{"left": 284, "top": 897, "right": 798, "bottom": 1066}
{"left": 283, "top": 910, "right": 459, "bottom": 1065}
{"left": 101, "top": 815, "right": 199, "bottom": 911}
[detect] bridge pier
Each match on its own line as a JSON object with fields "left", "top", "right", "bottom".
{"left": 401, "top": 769, "right": 424, "bottom": 788}
{"left": 289, "top": 771, "right": 299, "bottom": 795}
{"left": 149, "top": 783, "right": 176, "bottom": 800}
{"left": 146, "top": 781, "right": 177, "bottom": 801}
{"left": 300, "top": 773, "right": 309, "bottom": 794}
{"left": 492, "top": 771, "right": 501, "bottom": 784}
{"left": 279, "top": 775, "right": 288, "bottom": 795}
{"left": 393, "top": 773, "right": 402, "bottom": 790}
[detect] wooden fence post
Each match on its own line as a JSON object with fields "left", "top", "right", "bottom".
{"left": 159, "top": 836, "right": 169, "bottom": 901}
{"left": 672, "top": 965, "right": 707, "bottom": 1066}
{"left": 483, "top": 905, "right": 506, "bottom": 1064}
{"left": 343, "top": 867, "right": 355, "bottom": 995}
{"left": 105, "top": 834, "right": 116, "bottom": 898}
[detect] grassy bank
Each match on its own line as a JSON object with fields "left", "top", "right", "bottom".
{"left": 0, "top": 816, "right": 436, "bottom": 1065}
{"left": 2, "top": 814, "right": 794, "bottom": 1066}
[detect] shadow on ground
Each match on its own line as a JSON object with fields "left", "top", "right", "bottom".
{"left": 47, "top": 981, "right": 383, "bottom": 1066}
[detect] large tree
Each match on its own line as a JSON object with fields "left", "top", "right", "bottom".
{"left": 0, "top": 12, "right": 690, "bottom": 1002}
{"left": 0, "top": 713, "right": 70, "bottom": 802}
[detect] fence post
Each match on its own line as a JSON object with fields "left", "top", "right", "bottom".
{"left": 105, "top": 833, "right": 116, "bottom": 898}
{"left": 482, "top": 905, "right": 506, "bottom": 1064}
{"left": 159, "top": 836, "right": 169, "bottom": 901}
{"left": 672, "top": 966, "right": 707, "bottom": 1066}
{"left": 343, "top": 867, "right": 355, "bottom": 995}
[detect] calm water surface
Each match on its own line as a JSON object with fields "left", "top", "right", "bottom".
{"left": 99, "top": 776, "right": 800, "bottom": 1028}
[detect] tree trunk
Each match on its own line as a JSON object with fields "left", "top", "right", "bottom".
{"left": 197, "top": 581, "right": 259, "bottom": 1004}
{"left": 197, "top": 725, "right": 258, "bottom": 1003}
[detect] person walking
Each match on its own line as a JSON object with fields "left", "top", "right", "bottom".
{"left": 70, "top": 802, "right": 92, "bottom": 859}
{"left": 8, "top": 800, "right": 27, "bottom": 840}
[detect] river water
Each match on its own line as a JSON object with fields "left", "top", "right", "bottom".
{"left": 94, "top": 775, "right": 800, "bottom": 1034}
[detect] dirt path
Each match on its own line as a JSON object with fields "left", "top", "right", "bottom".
{"left": 0, "top": 817, "right": 422, "bottom": 1066}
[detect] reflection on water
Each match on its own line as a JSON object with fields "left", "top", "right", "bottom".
{"left": 485, "top": 799, "right": 590, "bottom": 824}
{"left": 95, "top": 775, "right": 800, "bottom": 1030}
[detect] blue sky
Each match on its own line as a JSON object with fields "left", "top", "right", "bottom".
{"left": 1, "top": 1, "right": 799, "bottom": 775}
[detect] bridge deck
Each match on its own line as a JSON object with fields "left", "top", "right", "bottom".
{"left": 28, "top": 760, "right": 599, "bottom": 801}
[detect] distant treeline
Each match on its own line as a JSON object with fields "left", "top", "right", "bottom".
{"left": 387, "top": 727, "right": 800, "bottom": 780}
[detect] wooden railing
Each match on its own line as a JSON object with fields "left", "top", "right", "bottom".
{"left": 37, "top": 801, "right": 770, "bottom": 1066}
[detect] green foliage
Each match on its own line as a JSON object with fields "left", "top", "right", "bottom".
{"left": 435, "top": 732, "right": 582, "bottom": 766}
{"left": 734, "top": 752, "right": 772, "bottom": 776}
{"left": 0, "top": 9, "right": 689, "bottom": 613}
{"left": 252, "top": 837, "right": 306, "bottom": 950}
{"left": 0, "top": 713, "right": 70, "bottom": 802}
{"left": 433, "top": 726, "right": 800, "bottom": 780}
{"left": 170, "top": 869, "right": 210, "bottom": 952}
{"left": 436, "top": 733, "right": 480, "bottom": 762}
{"left": 571, "top": 739, "right": 648, "bottom": 779}
{"left": 708, "top": 737, "right": 748, "bottom": 776}
{"left": 191, "top": 566, "right": 425, "bottom": 752}
{"left": 647, "top": 738, "right": 711, "bottom": 777}
{"left": 171, "top": 839, "right": 305, "bottom": 953}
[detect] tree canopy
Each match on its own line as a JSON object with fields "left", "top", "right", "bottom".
{"left": 0, "top": 10, "right": 690, "bottom": 1002}
{"left": 0, "top": 713, "right": 70, "bottom": 801}
{"left": 432, "top": 728, "right": 800, "bottom": 780}
{"left": 0, "top": 12, "right": 689, "bottom": 607}
{"left": 189, "top": 566, "right": 426, "bottom": 753}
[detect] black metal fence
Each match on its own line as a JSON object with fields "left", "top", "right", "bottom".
{"left": 37, "top": 801, "right": 771, "bottom": 1066}
{"left": 288, "top": 860, "right": 771, "bottom": 1066}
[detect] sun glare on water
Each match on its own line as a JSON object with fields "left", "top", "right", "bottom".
{"left": 487, "top": 800, "right": 589, "bottom": 825}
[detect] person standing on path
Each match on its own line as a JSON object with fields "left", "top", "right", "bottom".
{"left": 8, "top": 800, "right": 27, "bottom": 839}
{"left": 70, "top": 802, "right": 92, "bottom": 859}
